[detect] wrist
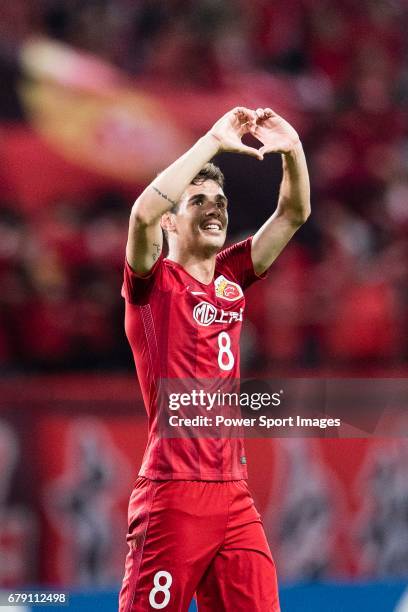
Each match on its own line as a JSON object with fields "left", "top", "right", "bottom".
{"left": 204, "top": 131, "right": 223, "bottom": 154}
{"left": 283, "top": 139, "right": 303, "bottom": 158}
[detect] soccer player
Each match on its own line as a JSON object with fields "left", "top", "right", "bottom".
{"left": 120, "top": 107, "right": 310, "bottom": 611}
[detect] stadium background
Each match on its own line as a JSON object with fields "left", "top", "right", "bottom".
{"left": 0, "top": 1, "right": 407, "bottom": 610}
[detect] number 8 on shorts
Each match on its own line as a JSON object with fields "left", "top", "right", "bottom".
{"left": 148, "top": 571, "right": 173, "bottom": 609}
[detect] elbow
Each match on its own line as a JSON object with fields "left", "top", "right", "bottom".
{"left": 292, "top": 198, "right": 311, "bottom": 226}
{"left": 296, "top": 206, "right": 311, "bottom": 226}
{"left": 277, "top": 196, "right": 311, "bottom": 228}
{"left": 130, "top": 199, "right": 156, "bottom": 228}
{"left": 283, "top": 206, "right": 311, "bottom": 228}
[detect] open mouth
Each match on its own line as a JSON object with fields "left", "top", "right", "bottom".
{"left": 200, "top": 221, "right": 223, "bottom": 233}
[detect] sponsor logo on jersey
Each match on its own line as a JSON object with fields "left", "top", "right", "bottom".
{"left": 193, "top": 302, "right": 217, "bottom": 326}
{"left": 215, "top": 275, "right": 243, "bottom": 301}
{"left": 193, "top": 301, "right": 243, "bottom": 326}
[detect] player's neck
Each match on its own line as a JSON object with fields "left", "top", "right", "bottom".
{"left": 168, "top": 249, "right": 216, "bottom": 285}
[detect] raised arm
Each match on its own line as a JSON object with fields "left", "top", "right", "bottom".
{"left": 250, "top": 108, "right": 311, "bottom": 276}
{"left": 127, "top": 107, "right": 262, "bottom": 275}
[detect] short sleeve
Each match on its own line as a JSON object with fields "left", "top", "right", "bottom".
{"left": 121, "top": 254, "right": 163, "bottom": 305}
{"left": 216, "top": 236, "right": 268, "bottom": 290}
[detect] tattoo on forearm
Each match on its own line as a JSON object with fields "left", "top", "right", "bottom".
{"left": 152, "top": 242, "right": 161, "bottom": 262}
{"left": 152, "top": 185, "right": 177, "bottom": 208}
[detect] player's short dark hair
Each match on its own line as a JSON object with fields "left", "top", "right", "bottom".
{"left": 169, "top": 162, "right": 225, "bottom": 214}
{"left": 191, "top": 162, "right": 225, "bottom": 190}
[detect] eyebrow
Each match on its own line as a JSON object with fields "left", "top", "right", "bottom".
{"left": 188, "top": 193, "right": 228, "bottom": 205}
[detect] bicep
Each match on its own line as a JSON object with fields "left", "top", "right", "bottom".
{"left": 126, "top": 213, "right": 163, "bottom": 275}
{"left": 251, "top": 213, "right": 300, "bottom": 275}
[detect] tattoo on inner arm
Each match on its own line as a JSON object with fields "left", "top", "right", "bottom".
{"left": 152, "top": 185, "right": 177, "bottom": 208}
{"left": 152, "top": 242, "right": 161, "bottom": 262}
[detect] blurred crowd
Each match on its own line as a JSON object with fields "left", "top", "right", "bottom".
{"left": 0, "top": 194, "right": 131, "bottom": 371}
{"left": 0, "top": 0, "right": 407, "bottom": 372}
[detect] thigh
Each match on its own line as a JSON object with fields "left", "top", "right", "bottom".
{"left": 196, "top": 482, "right": 280, "bottom": 612}
{"left": 197, "top": 544, "right": 280, "bottom": 612}
{"left": 119, "top": 478, "right": 227, "bottom": 612}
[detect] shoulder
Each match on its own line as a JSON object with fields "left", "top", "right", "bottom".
{"left": 123, "top": 254, "right": 171, "bottom": 305}
{"left": 216, "top": 236, "right": 267, "bottom": 290}
{"left": 216, "top": 236, "right": 252, "bottom": 265}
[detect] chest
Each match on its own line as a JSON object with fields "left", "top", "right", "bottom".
{"left": 168, "top": 273, "right": 246, "bottom": 334}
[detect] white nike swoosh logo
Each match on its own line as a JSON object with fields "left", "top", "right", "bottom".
{"left": 191, "top": 291, "right": 207, "bottom": 295}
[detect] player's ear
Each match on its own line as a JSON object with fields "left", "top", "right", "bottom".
{"left": 161, "top": 212, "right": 176, "bottom": 233}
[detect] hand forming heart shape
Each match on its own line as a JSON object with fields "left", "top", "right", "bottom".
{"left": 249, "top": 107, "right": 301, "bottom": 155}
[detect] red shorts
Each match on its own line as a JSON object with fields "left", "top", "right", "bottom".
{"left": 119, "top": 478, "right": 280, "bottom": 611}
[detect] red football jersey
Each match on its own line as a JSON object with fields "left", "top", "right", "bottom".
{"left": 122, "top": 237, "right": 266, "bottom": 480}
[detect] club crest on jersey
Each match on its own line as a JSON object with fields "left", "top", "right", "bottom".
{"left": 214, "top": 275, "right": 243, "bottom": 301}
{"left": 193, "top": 301, "right": 243, "bottom": 326}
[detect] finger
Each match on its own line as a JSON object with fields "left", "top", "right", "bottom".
{"left": 255, "top": 107, "right": 264, "bottom": 120}
{"left": 263, "top": 108, "right": 275, "bottom": 119}
{"left": 259, "top": 145, "right": 281, "bottom": 155}
{"left": 234, "top": 107, "right": 257, "bottom": 128}
{"left": 234, "top": 107, "right": 256, "bottom": 120}
{"left": 237, "top": 144, "right": 264, "bottom": 160}
{"left": 248, "top": 123, "right": 260, "bottom": 135}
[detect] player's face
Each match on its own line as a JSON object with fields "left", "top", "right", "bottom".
{"left": 173, "top": 180, "right": 228, "bottom": 253}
